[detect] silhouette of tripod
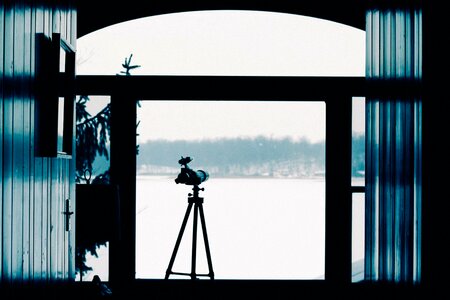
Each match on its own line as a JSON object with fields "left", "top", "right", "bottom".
{"left": 165, "top": 185, "right": 214, "bottom": 280}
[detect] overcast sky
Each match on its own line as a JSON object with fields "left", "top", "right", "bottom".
{"left": 77, "top": 10, "right": 365, "bottom": 142}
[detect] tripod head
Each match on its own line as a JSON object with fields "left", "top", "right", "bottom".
{"left": 188, "top": 185, "right": 204, "bottom": 203}
{"left": 189, "top": 184, "right": 204, "bottom": 195}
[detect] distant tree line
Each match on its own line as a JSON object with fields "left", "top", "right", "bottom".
{"left": 135, "top": 135, "right": 365, "bottom": 177}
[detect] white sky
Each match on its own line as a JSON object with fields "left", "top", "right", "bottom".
{"left": 78, "top": 10, "right": 365, "bottom": 142}
{"left": 138, "top": 101, "right": 326, "bottom": 143}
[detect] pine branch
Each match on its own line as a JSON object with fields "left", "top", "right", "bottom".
{"left": 117, "top": 53, "right": 141, "bottom": 76}
{"left": 76, "top": 104, "right": 110, "bottom": 128}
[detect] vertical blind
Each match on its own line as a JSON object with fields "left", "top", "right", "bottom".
{"left": 365, "top": 8, "right": 422, "bottom": 283}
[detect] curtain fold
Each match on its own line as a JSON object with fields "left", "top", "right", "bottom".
{"left": 365, "top": 7, "right": 422, "bottom": 283}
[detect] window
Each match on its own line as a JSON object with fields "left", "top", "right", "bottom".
{"left": 351, "top": 97, "right": 365, "bottom": 282}
{"left": 76, "top": 10, "right": 365, "bottom": 283}
{"left": 136, "top": 101, "right": 326, "bottom": 279}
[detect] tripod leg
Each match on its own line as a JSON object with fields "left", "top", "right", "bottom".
{"left": 165, "top": 202, "right": 193, "bottom": 279}
{"left": 198, "top": 203, "right": 215, "bottom": 279}
{"left": 191, "top": 203, "right": 199, "bottom": 280}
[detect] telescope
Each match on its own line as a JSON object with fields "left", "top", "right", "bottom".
{"left": 166, "top": 156, "right": 214, "bottom": 280}
{"left": 174, "top": 156, "right": 209, "bottom": 186}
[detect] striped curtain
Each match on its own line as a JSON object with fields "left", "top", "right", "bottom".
{"left": 365, "top": 8, "right": 422, "bottom": 283}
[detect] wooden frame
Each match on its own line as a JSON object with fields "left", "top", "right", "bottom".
{"left": 77, "top": 75, "right": 362, "bottom": 285}
{"left": 56, "top": 33, "right": 76, "bottom": 157}
{"left": 35, "top": 33, "right": 75, "bottom": 157}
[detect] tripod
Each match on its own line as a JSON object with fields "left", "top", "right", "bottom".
{"left": 165, "top": 185, "right": 214, "bottom": 280}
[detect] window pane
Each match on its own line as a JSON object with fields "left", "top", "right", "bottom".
{"left": 75, "top": 95, "right": 111, "bottom": 282}
{"left": 352, "top": 192, "right": 365, "bottom": 282}
{"left": 75, "top": 95, "right": 111, "bottom": 184}
{"left": 75, "top": 242, "right": 109, "bottom": 282}
{"left": 57, "top": 97, "right": 65, "bottom": 152}
{"left": 352, "top": 97, "right": 365, "bottom": 186}
{"left": 136, "top": 101, "right": 326, "bottom": 279}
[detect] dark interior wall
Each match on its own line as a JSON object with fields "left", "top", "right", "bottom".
{"left": 0, "top": 0, "right": 76, "bottom": 283}
{"left": 422, "top": 0, "right": 445, "bottom": 290}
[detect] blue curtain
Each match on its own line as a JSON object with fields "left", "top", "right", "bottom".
{"left": 365, "top": 8, "right": 422, "bottom": 283}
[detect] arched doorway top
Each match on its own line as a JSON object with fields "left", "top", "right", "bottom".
{"left": 77, "top": 11, "right": 365, "bottom": 77}
{"left": 77, "top": 0, "right": 365, "bottom": 38}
